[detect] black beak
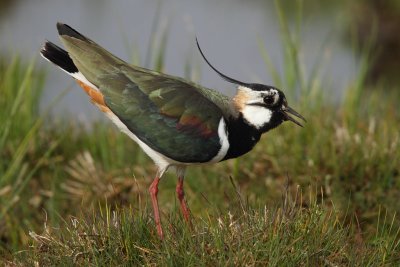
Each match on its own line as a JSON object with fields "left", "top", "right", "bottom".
{"left": 281, "top": 106, "right": 306, "bottom": 127}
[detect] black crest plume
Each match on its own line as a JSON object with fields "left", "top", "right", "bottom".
{"left": 196, "top": 38, "right": 249, "bottom": 87}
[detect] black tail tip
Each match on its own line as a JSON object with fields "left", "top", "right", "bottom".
{"left": 56, "top": 22, "right": 87, "bottom": 41}
{"left": 40, "top": 41, "right": 60, "bottom": 59}
{"left": 40, "top": 41, "right": 78, "bottom": 73}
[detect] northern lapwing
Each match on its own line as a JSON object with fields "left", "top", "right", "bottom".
{"left": 41, "top": 23, "right": 305, "bottom": 239}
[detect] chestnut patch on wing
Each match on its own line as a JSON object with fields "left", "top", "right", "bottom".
{"left": 177, "top": 115, "right": 215, "bottom": 138}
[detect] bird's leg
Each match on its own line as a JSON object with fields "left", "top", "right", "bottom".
{"left": 176, "top": 176, "right": 192, "bottom": 226}
{"left": 149, "top": 176, "right": 163, "bottom": 239}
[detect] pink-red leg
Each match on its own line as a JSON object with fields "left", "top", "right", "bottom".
{"left": 176, "top": 176, "right": 192, "bottom": 226}
{"left": 149, "top": 177, "right": 163, "bottom": 239}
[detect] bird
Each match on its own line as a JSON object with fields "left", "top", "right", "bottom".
{"left": 41, "top": 23, "right": 305, "bottom": 239}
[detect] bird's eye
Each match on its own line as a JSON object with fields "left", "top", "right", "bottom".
{"left": 263, "top": 95, "right": 275, "bottom": 105}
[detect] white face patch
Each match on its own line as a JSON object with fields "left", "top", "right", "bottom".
{"left": 242, "top": 105, "right": 273, "bottom": 129}
{"left": 236, "top": 86, "right": 278, "bottom": 128}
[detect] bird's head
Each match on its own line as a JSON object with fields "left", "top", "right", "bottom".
{"left": 196, "top": 39, "right": 305, "bottom": 132}
{"left": 233, "top": 84, "right": 305, "bottom": 131}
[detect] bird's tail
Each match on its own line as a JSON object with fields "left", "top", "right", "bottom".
{"left": 40, "top": 32, "right": 109, "bottom": 113}
{"left": 40, "top": 41, "right": 78, "bottom": 75}
{"left": 40, "top": 22, "right": 90, "bottom": 73}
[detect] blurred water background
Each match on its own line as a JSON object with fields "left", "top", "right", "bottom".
{"left": 1, "top": 0, "right": 397, "bottom": 121}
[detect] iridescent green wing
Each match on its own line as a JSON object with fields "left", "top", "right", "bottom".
{"left": 98, "top": 66, "right": 228, "bottom": 162}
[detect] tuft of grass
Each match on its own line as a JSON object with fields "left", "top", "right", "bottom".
{"left": 15, "top": 188, "right": 400, "bottom": 266}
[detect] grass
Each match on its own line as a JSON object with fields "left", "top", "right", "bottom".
{"left": 15, "top": 190, "right": 400, "bottom": 266}
{"left": 1, "top": 2, "right": 400, "bottom": 265}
